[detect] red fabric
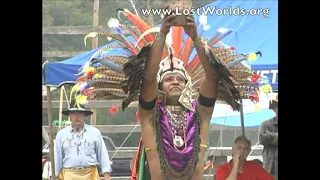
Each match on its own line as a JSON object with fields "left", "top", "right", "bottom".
{"left": 130, "top": 138, "right": 143, "bottom": 180}
{"left": 215, "top": 160, "right": 274, "bottom": 180}
{"left": 135, "top": 111, "right": 139, "bottom": 123}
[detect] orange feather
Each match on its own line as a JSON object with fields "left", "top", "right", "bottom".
{"left": 123, "top": 9, "right": 155, "bottom": 43}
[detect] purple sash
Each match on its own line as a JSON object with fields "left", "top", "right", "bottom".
{"left": 157, "top": 100, "right": 198, "bottom": 170}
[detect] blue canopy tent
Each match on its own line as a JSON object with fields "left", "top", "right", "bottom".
{"left": 202, "top": 0, "right": 278, "bottom": 128}
{"left": 43, "top": 0, "right": 278, "bottom": 91}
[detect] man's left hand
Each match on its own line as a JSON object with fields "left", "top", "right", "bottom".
{"left": 183, "top": 15, "right": 199, "bottom": 41}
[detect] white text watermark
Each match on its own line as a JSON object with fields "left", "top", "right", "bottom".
{"left": 141, "top": 6, "right": 270, "bottom": 18}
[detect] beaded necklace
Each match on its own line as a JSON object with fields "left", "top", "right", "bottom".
{"left": 165, "top": 106, "right": 187, "bottom": 151}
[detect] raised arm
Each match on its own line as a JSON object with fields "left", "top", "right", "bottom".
{"left": 183, "top": 15, "right": 217, "bottom": 115}
{"left": 54, "top": 133, "right": 63, "bottom": 177}
{"left": 96, "top": 132, "right": 112, "bottom": 180}
{"left": 194, "top": 37, "right": 218, "bottom": 114}
{"left": 139, "top": 13, "right": 176, "bottom": 110}
{"left": 258, "top": 120, "right": 278, "bottom": 146}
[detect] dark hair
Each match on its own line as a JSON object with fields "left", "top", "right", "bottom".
{"left": 234, "top": 135, "right": 251, "bottom": 148}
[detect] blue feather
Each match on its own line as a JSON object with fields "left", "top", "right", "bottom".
{"left": 91, "top": 58, "right": 123, "bottom": 72}
{"left": 114, "top": 27, "right": 123, "bottom": 34}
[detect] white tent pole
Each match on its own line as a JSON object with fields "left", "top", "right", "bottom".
{"left": 58, "top": 86, "right": 64, "bottom": 129}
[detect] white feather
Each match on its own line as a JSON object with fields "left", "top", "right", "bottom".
{"left": 165, "top": 29, "right": 174, "bottom": 55}
{"left": 165, "top": 29, "right": 173, "bottom": 47}
{"left": 199, "top": 14, "right": 207, "bottom": 26}
{"left": 117, "top": 10, "right": 123, "bottom": 21}
{"left": 134, "top": 27, "right": 160, "bottom": 47}
{"left": 217, "top": 27, "right": 229, "bottom": 33}
{"left": 107, "top": 18, "right": 120, "bottom": 28}
{"left": 127, "top": 0, "right": 140, "bottom": 17}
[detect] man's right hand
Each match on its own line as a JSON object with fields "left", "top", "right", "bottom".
{"left": 160, "top": 5, "right": 176, "bottom": 35}
{"left": 232, "top": 153, "right": 241, "bottom": 167}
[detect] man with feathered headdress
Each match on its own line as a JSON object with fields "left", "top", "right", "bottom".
{"left": 73, "top": 1, "right": 266, "bottom": 179}
{"left": 123, "top": 5, "right": 241, "bottom": 180}
{"left": 131, "top": 12, "right": 224, "bottom": 180}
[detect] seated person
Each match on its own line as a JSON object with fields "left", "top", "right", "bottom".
{"left": 215, "top": 136, "right": 274, "bottom": 180}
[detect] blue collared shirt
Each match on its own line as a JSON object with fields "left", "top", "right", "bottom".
{"left": 54, "top": 124, "right": 112, "bottom": 176}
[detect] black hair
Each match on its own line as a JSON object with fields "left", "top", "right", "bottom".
{"left": 234, "top": 135, "right": 251, "bottom": 148}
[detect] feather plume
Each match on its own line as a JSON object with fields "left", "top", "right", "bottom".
{"left": 204, "top": 45, "right": 241, "bottom": 110}
{"left": 180, "top": 37, "right": 193, "bottom": 65}
{"left": 70, "top": 84, "right": 80, "bottom": 102}
{"left": 89, "top": 44, "right": 127, "bottom": 63}
{"left": 84, "top": 32, "right": 98, "bottom": 46}
{"left": 119, "top": 23, "right": 145, "bottom": 48}
{"left": 135, "top": 27, "right": 160, "bottom": 47}
{"left": 117, "top": 9, "right": 155, "bottom": 42}
{"left": 90, "top": 58, "right": 123, "bottom": 72}
{"left": 76, "top": 61, "right": 91, "bottom": 76}
{"left": 227, "top": 51, "right": 262, "bottom": 68}
{"left": 95, "top": 32, "right": 127, "bottom": 44}
{"left": 128, "top": 0, "right": 140, "bottom": 18}
{"left": 172, "top": 27, "right": 183, "bottom": 59}
{"left": 122, "top": 45, "right": 151, "bottom": 110}
{"left": 101, "top": 56, "right": 128, "bottom": 65}
{"left": 107, "top": 17, "right": 138, "bottom": 54}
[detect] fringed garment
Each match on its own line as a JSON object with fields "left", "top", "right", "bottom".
{"left": 155, "top": 100, "right": 201, "bottom": 180}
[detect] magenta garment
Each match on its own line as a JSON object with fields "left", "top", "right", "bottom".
{"left": 157, "top": 100, "right": 198, "bottom": 170}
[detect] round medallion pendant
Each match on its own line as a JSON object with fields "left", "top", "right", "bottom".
{"left": 173, "top": 135, "right": 184, "bottom": 147}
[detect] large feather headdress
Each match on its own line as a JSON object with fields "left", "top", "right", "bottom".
{"left": 71, "top": 4, "right": 271, "bottom": 112}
